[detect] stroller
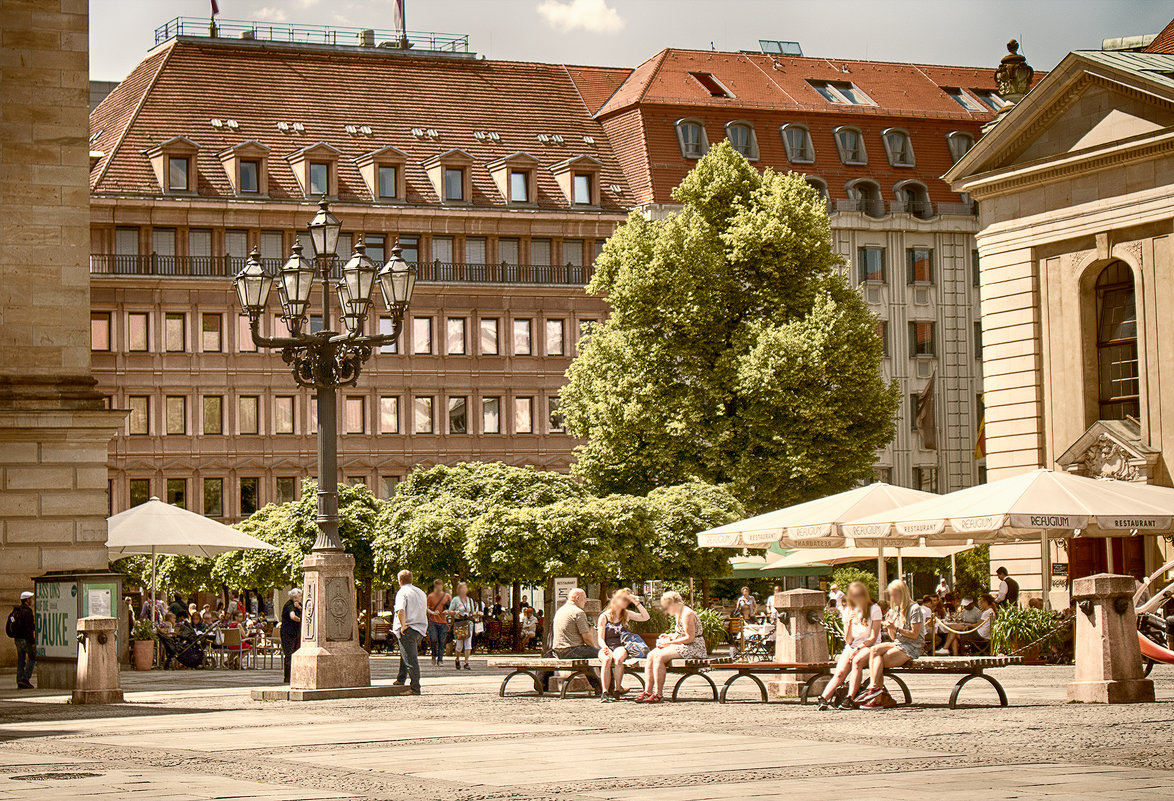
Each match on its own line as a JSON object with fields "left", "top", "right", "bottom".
{"left": 161, "top": 627, "right": 207, "bottom": 669}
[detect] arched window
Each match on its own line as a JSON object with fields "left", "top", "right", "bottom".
{"left": 725, "top": 121, "right": 758, "bottom": 160}
{"left": 845, "top": 179, "right": 884, "bottom": 218}
{"left": 675, "top": 119, "right": 709, "bottom": 159}
{"left": 881, "top": 128, "right": 915, "bottom": 167}
{"left": 1095, "top": 261, "right": 1140, "bottom": 420}
{"left": 805, "top": 177, "right": 828, "bottom": 207}
{"left": 833, "top": 126, "right": 867, "bottom": 165}
{"left": 894, "top": 180, "right": 933, "bottom": 219}
{"left": 780, "top": 124, "right": 814, "bottom": 163}
{"left": 946, "top": 131, "right": 974, "bottom": 164}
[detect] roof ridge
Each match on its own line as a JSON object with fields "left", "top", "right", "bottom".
{"left": 561, "top": 64, "right": 593, "bottom": 115}
{"left": 637, "top": 49, "right": 671, "bottom": 105}
{"left": 94, "top": 41, "right": 177, "bottom": 188}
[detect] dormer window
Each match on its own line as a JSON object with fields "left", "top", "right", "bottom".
{"left": 894, "top": 180, "right": 933, "bottom": 219}
{"left": 809, "top": 80, "right": 874, "bottom": 105}
{"left": 725, "top": 121, "right": 758, "bottom": 160}
{"left": 834, "top": 126, "right": 867, "bottom": 165}
{"left": 240, "top": 160, "right": 259, "bottom": 192}
{"left": 487, "top": 151, "right": 539, "bottom": 205}
{"left": 675, "top": 119, "right": 709, "bottom": 159}
{"left": 444, "top": 167, "right": 464, "bottom": 201}
{"left": 218, "top": 140, "right": 270, "bottom": 197}
{"left": 805, "top": 177, "right": 829, "bottom": 205}
{"left": 689, "top": 71, "right": 734, "bottom": 98}
{"left": 143, "top": 136, "right": 200, "bottom": 195}
{"left": 287, "top": 142, "right": 341, "bottom": 198}
{"left": 780, "top": 124, "right": 814, "bottom": 163}
{"left": 846, "top": 179, "right": 885, "bottom": 218}
{"left": 309, "top": 162, "right": 330, "bottom": 196}
{"left": 549, "top": 154, "right": 602, "bottom": 207}
{"left": 354, "top": 145, "right": 408, "bottom": 201}
{"left": 422, "top": 149, "right": 475, "bottom": 204}
{"left": 881, "top": 128, "right": 915, "bottom": 167}
{"left": 946, "top": 131, "right": 975, "bottom": 163}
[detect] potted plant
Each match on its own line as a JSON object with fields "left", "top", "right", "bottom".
{"left": 991, "top": 605, "right": 1056, "bottom": 663}
{"left": 131, "top": 618, "right": 156, "bottom": 671}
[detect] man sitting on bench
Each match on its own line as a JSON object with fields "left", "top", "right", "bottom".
{"left": 542, "top": 589, "right": 602, "bottom": 691}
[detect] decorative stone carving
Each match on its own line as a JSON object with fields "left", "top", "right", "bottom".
{"left": 325, "top": 576, "right": 352, "bottom": 641}
{"left": 994, "top": 39, "right": 1034, "bottom": 104}
{"left": 302, "top": 581, "right": 317, "bottom": 641}
{"left": 1079, "top": 435, "right": 1142, "bottom": 482}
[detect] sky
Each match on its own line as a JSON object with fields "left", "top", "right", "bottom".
{"left": 89, "top": 0, "right": 1172, "bottom": 82}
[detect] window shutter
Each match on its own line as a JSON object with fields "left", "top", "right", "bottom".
{"left": 906, "top": 249, "right": 914, "bottom": 285}
{"left": 908, "top": 323, "right": 916, "bottom": 357}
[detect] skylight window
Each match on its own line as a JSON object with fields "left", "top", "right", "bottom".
{"left": 809, "top": 80, "right": 873, "bottom": 105}
{"left": 971, "top": 89, "right": 1008, "bottom": 111}
{"left": 942, "top": 86, "right": 985, "bottom": 111}
{"left": 690, "top": 71, "right": 735, "bottom": 98}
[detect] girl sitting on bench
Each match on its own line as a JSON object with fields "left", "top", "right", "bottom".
{"left": 857, "top": 580, "right": 925, "bottom": 709}
{"left": 597, "top": 588, "right": 649, "bottom": 702}
{"left": 637, "top": 591, "right": 707, "bottom": 704}
{"left": 816, "top": 581, "right": 882, "bottom": 710}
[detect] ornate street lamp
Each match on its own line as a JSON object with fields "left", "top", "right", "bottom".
{"left": 234, "top": 200, "right": 415, "bottom": 691}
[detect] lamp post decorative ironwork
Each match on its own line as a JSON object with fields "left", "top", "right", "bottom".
{"left": 234, "top": 199, "right": 415, "bottom": 690}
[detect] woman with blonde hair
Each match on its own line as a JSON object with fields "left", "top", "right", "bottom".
{"left": 815, "top": 581, "right": 882, "bottom": 710}
{"left": 596, "top": 588, "right": 650, "bottom": 702}
{"left": 636, "top": 591, "right": 707, "bottom": 704}
{"left": 857, "top": 579, "right": 925, "bottom": 708}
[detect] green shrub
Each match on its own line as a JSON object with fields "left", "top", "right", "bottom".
{"left": 991, "top": 605, "right": 1060, "bottom": 655}
{"left": 131, "top": 618, "right": 157, "bottom": 641}
{"left": 663, "top": 606, "right": 728, "bottom": 652}
{"left": 629, "top": 605, "right": 671, "bottom": 635}
{"left": 831, "top": 566, "right": 878, "bottom": 600}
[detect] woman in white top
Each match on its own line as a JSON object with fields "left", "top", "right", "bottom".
{"left": 944, "top": 593, "right": 997, "bottom": 655}
{"left": 857, "top": 580, "right": 925, "bottom": 708}
{"left": 446, "top": 583, "right": 480, "bottom": 670}
{"left": 816, "top": 581, "right": 882, "bottom": 710}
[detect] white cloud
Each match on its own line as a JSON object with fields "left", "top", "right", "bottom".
{"left": 536, "top": 0, "right": 624, "bottom": 34}
{"left": 254, "top": 6, "right": 288, "bottom": 21}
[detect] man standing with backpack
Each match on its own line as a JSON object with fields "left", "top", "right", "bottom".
{"left": 6, "top": 591, "right": 36, "bottom": 689}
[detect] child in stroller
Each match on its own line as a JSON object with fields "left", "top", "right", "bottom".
{"left": 160, "top": 611, "right": 206, "bottom": 669}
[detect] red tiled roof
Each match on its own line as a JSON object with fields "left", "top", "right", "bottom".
{"left": 1146, "top": 17, "right": 1174, "bottom": 53}
{"left": 90, "top": 40, "right": 631, "bottom": 210}
{"left": 594, "top": 48, "right": 1004, "bottom": 206}
{"left": 563, "top": 64, "right": 632, "bottom": 115}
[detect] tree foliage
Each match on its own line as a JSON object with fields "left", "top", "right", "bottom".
{"left": 212, "top": 480, "right": 384, "bottom": 590}
{"left": 111, "top": 555, "right": 216, "bottom": 596}
{"left": 562, "top": 142, "right": 899, "bottom": 513}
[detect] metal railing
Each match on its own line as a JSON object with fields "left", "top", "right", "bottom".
{"left": 154, "top": 17, "right": 470, "bottom": 53}
{"left": 890, "top": 200, "right": 936, "bottom": 219}
{"left": 834, "top": 198, "right": 887, "bottom": 219}
{"left": 90, "top": 255, "right": 593, "bottom": 287}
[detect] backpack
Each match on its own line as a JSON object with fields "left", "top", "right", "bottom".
{"left": 5, "top": 607, "right": 18, "bottom": 639}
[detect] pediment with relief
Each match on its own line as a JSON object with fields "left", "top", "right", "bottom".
{"left": 1057, "top": 419, "right": 1159, "bottom": 483}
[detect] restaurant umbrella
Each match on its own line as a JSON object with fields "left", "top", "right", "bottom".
{"left": 842, "top": 469, "right": 1174, "bottom": 608}
{"left": 696, "top": 483, "right": 937, "bottom": 550}
{"left": 107, "top": 496, "right": 279, "bottom": 619}
{"left": 762, "top": 543, "right": 975, "bottom": 573}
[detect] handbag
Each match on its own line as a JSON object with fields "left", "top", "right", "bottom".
{"left": 453, "top": 622, "right": 471, "bottom": 641}
{"left": 619, "top": 629, "right": 649, "bottom": 659}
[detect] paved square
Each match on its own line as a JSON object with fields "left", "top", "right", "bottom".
{"left": 0, "top": 768, "right": 351, "bottom": 801}
{"left": 78, "top": 719, "right": 584, "bottom": 752}
{"left": 583, "top": 764, "right": 1174, "bottom": 801}
{"left": 277, "top": 732, "right": 945, "bottom": 786}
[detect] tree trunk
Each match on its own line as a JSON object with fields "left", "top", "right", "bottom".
{"left": 598, "top": 579, "right": 608, "bottom": 604}
{"left": 701, "top": 577, "right": 711, "bottom": 608}
{"left": 362, "top": 579, "right": 373, "bottom": 653}
{"left": 511, "top": 581, "right": 521, "bottom": 652}
{"left": 543, "top": 575, "right": 555, "bottom": 656}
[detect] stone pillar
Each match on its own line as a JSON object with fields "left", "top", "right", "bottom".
{"left": 1067, "top": 573, "right": 1154, "bottom": 704}
{"left": 290, "top": 552, "right": 370, "bottom": 690}
{"left": 0, "top": 0, "right": 124, "bottom": 668}
{"left": 72, "top": 616, "right": 122, "bottom": 704}
{"left": 767, "top": 589, "right": 829, "bottom": 698}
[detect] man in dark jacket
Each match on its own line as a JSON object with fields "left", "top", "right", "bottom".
{"left": 280, "top": 588, "right": 302, "bottom": 684}
{"left": 7, "top": 591, "right": 36, "bottom": 689}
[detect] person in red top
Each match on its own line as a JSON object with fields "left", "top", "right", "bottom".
{"left": 426, "top": 579, "right": 452, "bottom": 665}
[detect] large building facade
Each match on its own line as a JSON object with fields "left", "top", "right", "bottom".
{"left": 948, "top": 27, "right": 1174, "bottom": 603}
{"left": 593, "top": 48, "right": 1002, "bottom": 493}
{"left": 89, "top": 21, "right": 1002, "bottom": 521}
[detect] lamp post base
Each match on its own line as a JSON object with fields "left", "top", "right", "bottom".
{"left": 290, "top": 551, "right": 371, "bottom": 691}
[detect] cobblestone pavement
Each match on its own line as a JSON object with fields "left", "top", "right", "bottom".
{"left": 0, "top": 659, "right": 1172, "bottom": 800}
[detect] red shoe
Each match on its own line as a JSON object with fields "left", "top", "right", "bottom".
{"left": 645, "top": 694, "right": 664, "bottom": 704}
{"left": 634, "top": 691, "right": 653, "bottom": 703}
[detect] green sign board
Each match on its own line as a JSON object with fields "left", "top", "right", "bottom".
{"left": 35, "top": 579, "right": 78, "bottom": 659}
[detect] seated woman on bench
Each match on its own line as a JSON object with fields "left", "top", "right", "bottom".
{"left": 597, "top": 588, "right": 649, "bottom": 702}
{"left": 637, "top": 591, "right": 707, "bottom": 704}
{"left": 856, "top": 580, "right": 925, "bottom": 709}
{"left": 816, "top": 581, "right": 882, "bottom": 710}
{"left": 943, "top": 593, "right": 996, "bottom": 655}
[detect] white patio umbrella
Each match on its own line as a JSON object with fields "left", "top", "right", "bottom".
{"left": 842, "top": 469, "right": 1174, "bottom": 608}
{"left": 696, "top": 483, "right": 937, "bottom": 549}
{"left": 763, "top": 543, "right": 975, "bottom": 570}
{"left": 107, "top": 497, "right": 279, "bottom": 619}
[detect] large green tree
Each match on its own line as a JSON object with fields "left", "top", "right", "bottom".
{"left": 562, "top": 142, "right": 898, "bottom": 513}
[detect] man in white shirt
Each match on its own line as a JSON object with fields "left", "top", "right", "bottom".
{"left": 827, "top": 584, "right": 845, "bottom": 611}
{"left": 393, "top": 569, "right": 428, "bottom": 694}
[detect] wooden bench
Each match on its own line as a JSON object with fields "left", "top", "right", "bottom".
{"left": 486, "top": 657, "right": 719, "bottom": 701}
{"left": 715, "top": 656, "right": 1021, "bottom": 708}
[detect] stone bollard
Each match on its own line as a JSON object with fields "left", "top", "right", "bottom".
{"left": 72, "top": 616, "right": 123, "bottom": 705}
{"left": 767, "top": 589, "right": 829, "bottom": 698}
{"left": 1067, "top": 573, "right": 1154, "bottom": 704}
